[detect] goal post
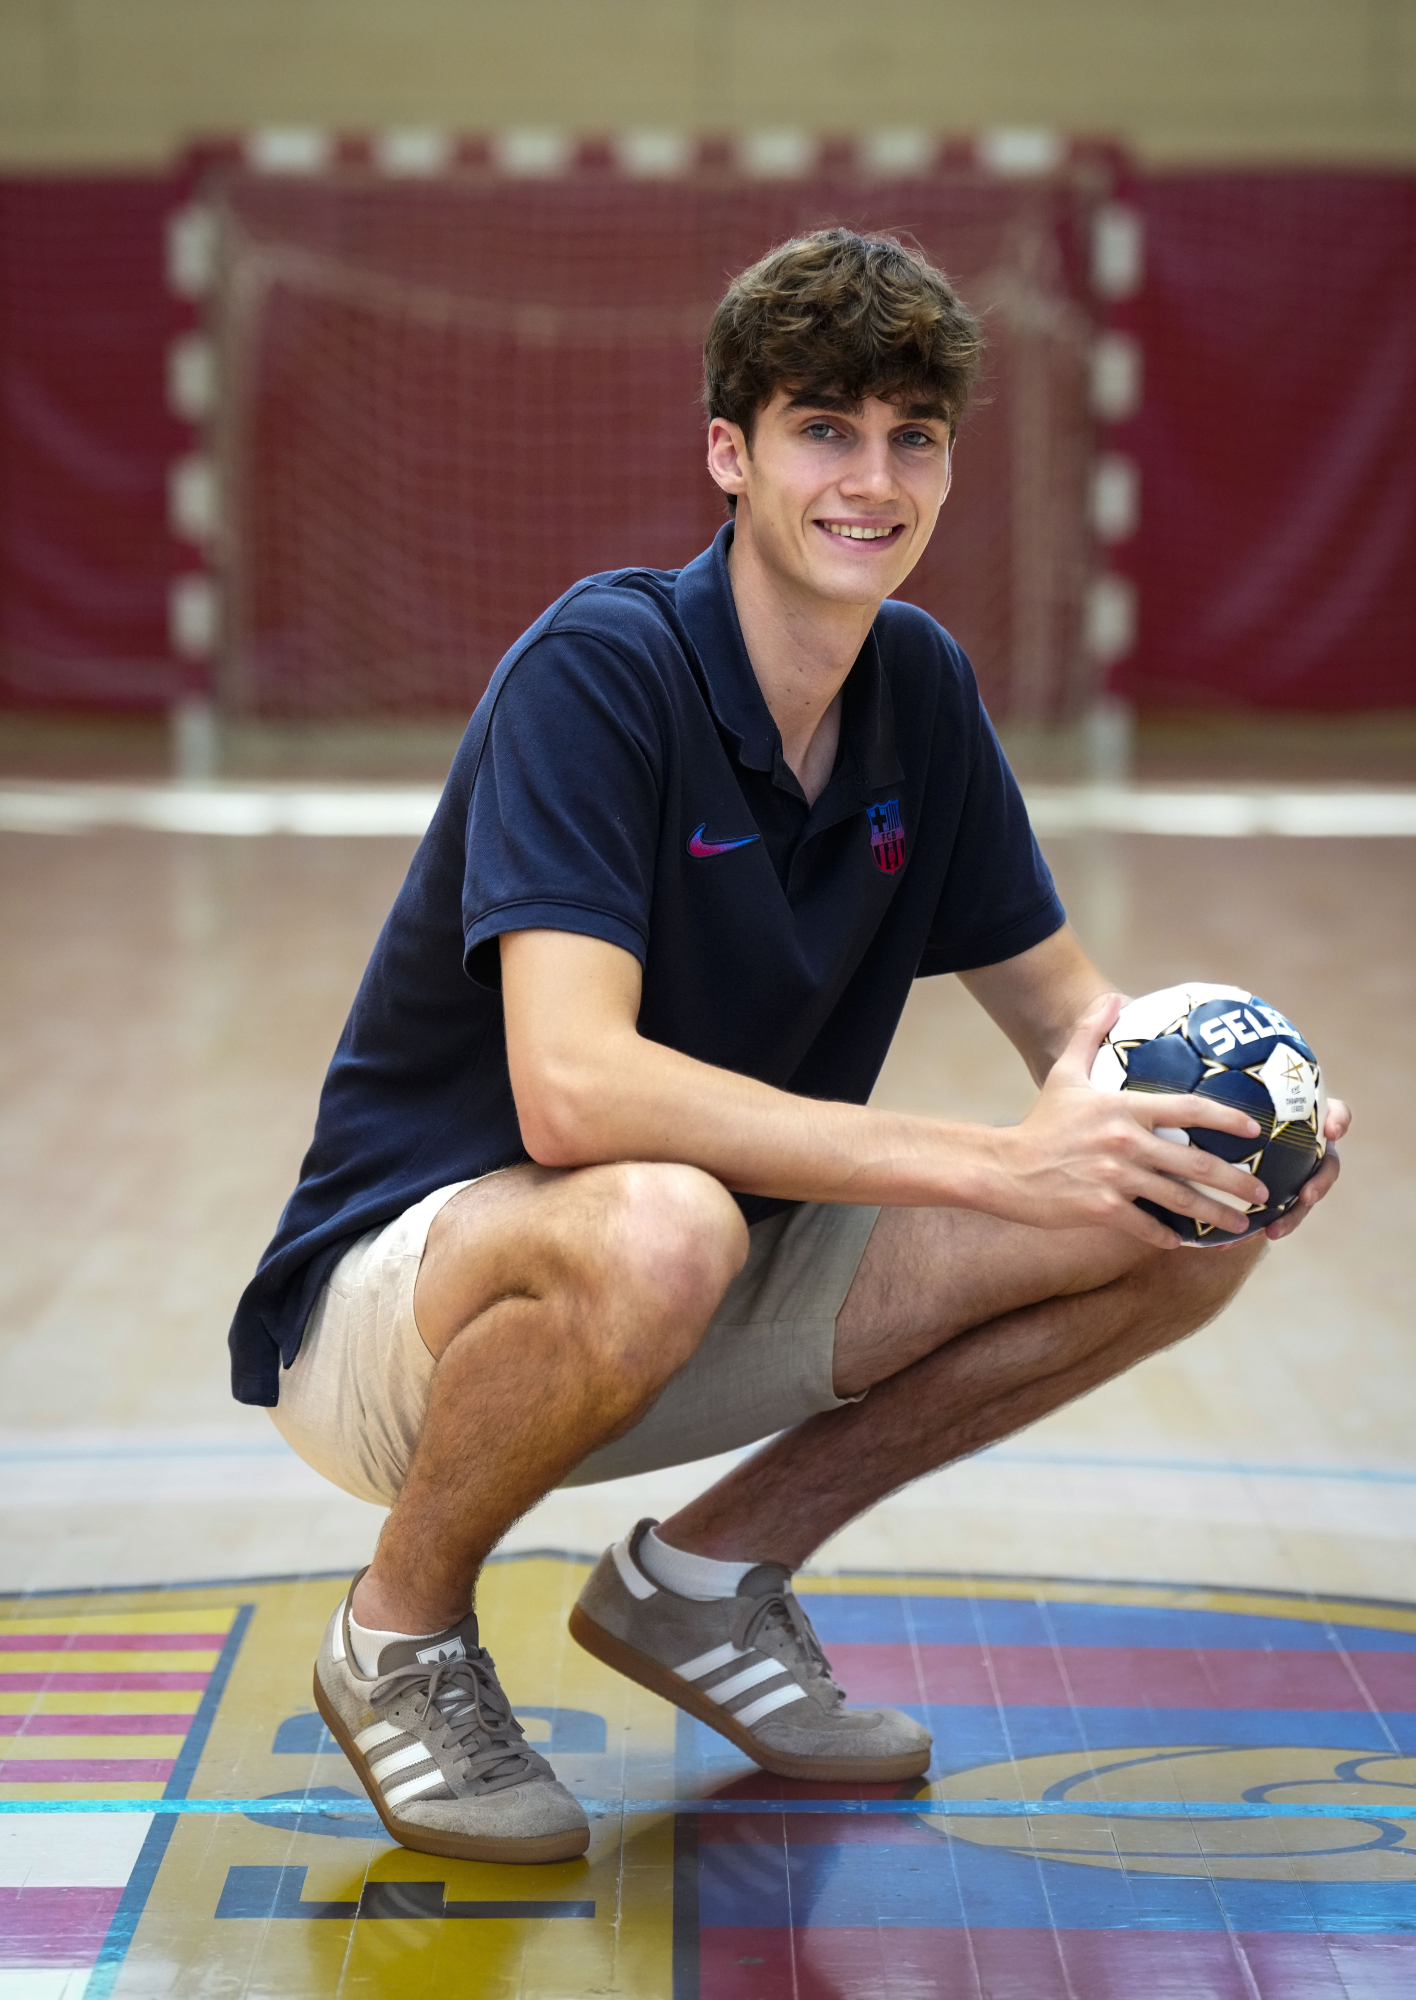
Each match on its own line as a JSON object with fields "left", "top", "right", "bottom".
{"left": 166, "top": 136, "right": 1140, "bottom": 738}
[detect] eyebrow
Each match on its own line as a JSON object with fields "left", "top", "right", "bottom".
{"left": 784, "top": 391, "right": 950, "bottom": 423}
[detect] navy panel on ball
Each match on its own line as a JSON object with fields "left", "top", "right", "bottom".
{"left": 1258, "top": 1131, "right": 1323, "bottom": 1208}
{"left": 1186, "top": 995, "right": 1314, "bottom": 1070}
{"left": 1125, "top": 1036, "right": 1203, "bottom": 1091}
{"left": 1190, "top": 1070, "right": 1273, "bottom": 1163}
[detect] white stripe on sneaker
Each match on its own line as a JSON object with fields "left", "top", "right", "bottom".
{"left": 612, "top": 1535, "right": 658, "bottom": 1601}
{"left": 707, "top": 1658, "right": 789, "bottom": 1706}
{"left": 735, "top": 1684, "right": 809, "bottom": 1729}
{"left": 369, "top": 1741, "right": 435, "bottom": 1784}
{"left": 676, "top": 1640, "right": 747, "bottom": 1682}
{"left": 383, "top": 1767, "right": 448, "bottom": 1809}
{"left": 354, "top": 1719, "right": 404, "bottom": 1755}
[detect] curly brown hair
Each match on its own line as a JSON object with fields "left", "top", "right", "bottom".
{"left": 703, "top": 227, "right": 982, "bottom": 509}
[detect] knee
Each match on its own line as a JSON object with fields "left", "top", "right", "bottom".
{"left": 570, "top": 1163, "right": 749, "bottom": 1393}
{"left": 1126, "top": 1231, "right": 1265, "bottom": 1345}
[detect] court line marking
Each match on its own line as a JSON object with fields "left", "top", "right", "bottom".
{"left": 83, "top": 1604, "right": 254, "bottom": 2000}
{"left": 3, "top": 1437, "right": 1412, "bottom": 1486}
{"left": 2, "top": 782, "right": 1416, "bottom": 839}
{"left": 990, "top": 1451, "right": 1416, "bottom": 1488}
{"left": 9, "top": 1563, "right": 1415, "bottom": 1640}
{"left": 0, "top": 1799, "right": 1408, "bottom": 1825}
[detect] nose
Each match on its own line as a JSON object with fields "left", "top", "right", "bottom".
{"left": 838, "top": 435, "right": 897, "bottom": 504}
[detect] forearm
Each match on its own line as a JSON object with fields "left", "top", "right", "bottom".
{"left": 518, "top": 1014, "right": 1002, "bottom": 1211}
{"left": 959, "top": 926, "right": 1118, "bottom": 1086}
{"left": 502, "top": 931, "right": 1276, "bottom": 1247}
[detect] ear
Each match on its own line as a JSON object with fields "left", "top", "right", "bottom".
{"left": 706, "top": 416, "right": 750, "bottom": 502}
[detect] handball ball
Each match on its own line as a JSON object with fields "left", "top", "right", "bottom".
{"left": 1089, "top": 983, "right": 1327, "bottom": 1245}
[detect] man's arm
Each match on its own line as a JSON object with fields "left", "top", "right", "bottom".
{"left": 958, "top": 924, "right": 1114, "bottom": 1086}
{"left": 500, "top": 928, "right": 1273, "bottom": 1249}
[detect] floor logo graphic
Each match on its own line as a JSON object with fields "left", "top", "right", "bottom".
{"left": 4, "top": 1564, "right": 1413, "bottom": 1997}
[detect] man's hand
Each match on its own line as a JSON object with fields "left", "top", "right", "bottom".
{"left": 992, "top": 994, "right": 1272, "bottom": 1250}
{"left": 1264, "top": 1097, "right": 1349, "bottom": 1241}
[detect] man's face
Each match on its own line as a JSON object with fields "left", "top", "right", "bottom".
{"left": 707, "top": 387, "right": 954, "bottom": 610}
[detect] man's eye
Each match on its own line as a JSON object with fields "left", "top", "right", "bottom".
{"left": 896, "top": 429, "right": 933, "bottom": 448}
{"left": 804, "top": 422, "right": 840, "bottom": 440}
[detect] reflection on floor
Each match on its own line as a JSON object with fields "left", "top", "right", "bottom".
{"left": 3, "top": 1558, "right": 1414, "bottom": 1999}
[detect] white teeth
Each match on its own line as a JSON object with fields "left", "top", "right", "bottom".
{"left": 824, "top": 523, "right": 896, "bottom": 540}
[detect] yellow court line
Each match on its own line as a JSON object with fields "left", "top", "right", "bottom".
{"left": 0, "top": 1609, "right": 240, "bottom": 1638}
{"left": 794, "top": 1572, "right": 1416, "bottom": 1634}
{"left": 0, "top": 1650, "right": 222, "bottom": 1675}
{"left": 0, "top": 1735, "right": 188, "bottom": 1761}
{"left": 0, "top": 1689, "right": 205, "bottom": 1717}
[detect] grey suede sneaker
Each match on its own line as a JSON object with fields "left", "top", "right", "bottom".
{"left": 313, "top": 1573, "right": 589, "bottom": 1864}
{"left": 569, "top": 1520, "right": 932, "bottom": 1783}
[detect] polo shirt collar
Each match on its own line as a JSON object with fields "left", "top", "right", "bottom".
{"left": 674, "top": 523, "right": 903, "bottom": 795}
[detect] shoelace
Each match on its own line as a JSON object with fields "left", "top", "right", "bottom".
{"left": 732, "top": 1588, "right": 844, "bottom": 1708}
{"left": 369, "top": 1651, "right": 545, "bottom": 1791}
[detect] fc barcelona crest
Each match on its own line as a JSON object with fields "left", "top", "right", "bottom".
{"left": 867, "top": 797, "right": 906, "bottom": 874}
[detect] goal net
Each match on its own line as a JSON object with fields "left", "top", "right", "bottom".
{"left": 201, "top": 156, "right": 1106, "bottom": 726}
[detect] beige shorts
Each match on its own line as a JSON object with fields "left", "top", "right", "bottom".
{"left": 269, "top": 1179, "right": 880, "bottom": 1508}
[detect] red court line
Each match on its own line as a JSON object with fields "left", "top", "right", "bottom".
{"left": 0, "top": 1633, "right": 226, "bottom": 1653}
{"left": 0, "top": 1886, "right": 122, "bottom": 1967}
{"left": 829, "top": 1642, "right": 1416, "bottom": 1712}
{"left": 0, "top": 1758, "right": 176, "bottom": 1784}
{"left": 703, "top": 1927, "right": 1416, "bottom": 1999}
{"left": 0, "top": 1674, "right": 212, "bottom": 1693}
{"left": 0, "top": 1715, "right": 193, "bottom": 1737}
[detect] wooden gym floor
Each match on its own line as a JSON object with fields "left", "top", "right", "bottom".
{"left": 1, "top": 735, "right": 1413, "bottom": 1997}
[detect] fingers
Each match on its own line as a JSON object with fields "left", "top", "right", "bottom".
{"left": 1133, "top": 1091, "right": 1262, "bottom": 1143}
{"left": 1051, "top": 992, "right": 1125, "bottom": 1085}
{"left": 1141, "top": 1134, "right": 1266, "bottom": 1208}
{"left": 1323, "top": 1097, "right": 1351, "bottom": 1142}
{"left": 1131, "top": 1165, "right": 1255, "bottom": 1234}
{"left": 1099, "top": 1197, "right": 1184, "bottom": 1252}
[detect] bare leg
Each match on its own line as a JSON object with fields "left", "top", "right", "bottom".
{"left": 353, "top": 1161, "right": 748, "bottom": 1634}
{"left": 658, "top": 1206, "right": 1263, "bottom": 1568}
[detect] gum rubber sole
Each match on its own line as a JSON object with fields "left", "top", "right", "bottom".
{"left": 312, "top": 1669, "right": 591, "bottom": 1864}
{"left": 567, "top": 1602, "right": 931, "bottom": 1784}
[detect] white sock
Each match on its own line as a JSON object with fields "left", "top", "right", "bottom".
{"left": 347, "top": 1609, "right": 442, "bottom": 1679}
{"left": 637, "top": 1526, "right": 758, "bottom": 1601}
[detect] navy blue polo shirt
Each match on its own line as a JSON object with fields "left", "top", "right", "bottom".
{"left": 229, "top": 525, "right": 1064, "bottom": 1406}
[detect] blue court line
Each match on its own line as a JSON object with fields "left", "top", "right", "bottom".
{"left": 0, "top": 1441, "right": 292, "bottom": 1463}
{"left": 5, "top": 1798, "right": 1416, "bottom": 1821}
{"left": 4, "top": 1439, "right": 1412, "bottom": 1484}
{"left": 83, "top": 1604, "right": 254, "bottom": 2000}
{"left": 989, "top": 1449, "right": 1416, "bottom": 1487}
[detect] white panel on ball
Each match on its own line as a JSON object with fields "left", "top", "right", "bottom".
{"left": 1255, "top": 1045, "right": 1318, "bottom": 1126}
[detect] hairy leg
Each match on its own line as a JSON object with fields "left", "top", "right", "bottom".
{"left": 658, "top": 1205, "right": 1262, "bottom": 1568}
{"left": 355, "top": 1161, "right": 748, "bottom": 1634}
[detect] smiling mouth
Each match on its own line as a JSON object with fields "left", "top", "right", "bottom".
{"left": 817, "top": 522, "right": 904, "bottom": 543}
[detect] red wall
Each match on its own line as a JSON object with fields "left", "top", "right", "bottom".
{"left": 1117, "top": 172, "right": 1416, "bottom": 712}
{"left": 0, "top": 178, "right": 186, "bottom": 708}
{"left": 1, "top": 169, "right": 1411, "bottom": 715}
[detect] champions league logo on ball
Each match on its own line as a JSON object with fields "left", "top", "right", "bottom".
{"left": 1089, "top": 982, "right": 1327, "bottom": 1244}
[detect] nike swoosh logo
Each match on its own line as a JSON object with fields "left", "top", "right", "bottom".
{"left": 687, "top": 824, "right": 761, "bottom": 858}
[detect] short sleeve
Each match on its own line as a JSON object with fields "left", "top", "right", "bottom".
{"left": 461, "top": 632, "right": 667, "bottom": 987}
{"left": 919, "top": 704, "right": 1065, "bottom": 975}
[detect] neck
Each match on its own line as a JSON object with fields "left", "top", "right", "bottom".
{"left": 725, "top": 516, "right": 879, "bottom": 803}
